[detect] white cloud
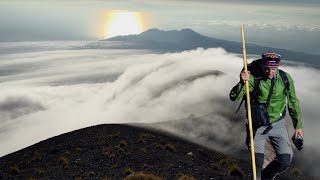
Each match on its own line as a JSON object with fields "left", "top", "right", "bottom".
{"left": 0, "top": 42, "right": 319, "bottom": 175}
{"left": 195, "top": 19, "right": 320, "bottom": 32}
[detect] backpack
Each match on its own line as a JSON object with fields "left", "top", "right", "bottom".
{"left": 236, "top": 60, "right": 290, "bottom": 114}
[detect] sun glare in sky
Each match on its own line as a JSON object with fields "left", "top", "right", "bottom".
{"left": 104, "top": 10, "right": 145, "bottom": 39}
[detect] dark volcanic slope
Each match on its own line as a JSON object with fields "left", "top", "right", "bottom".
{"left": 0, "top": 124, "right": 249, "bottom": 180}
{"left": 0, "top": 124, "right": 310, "bottom": 180}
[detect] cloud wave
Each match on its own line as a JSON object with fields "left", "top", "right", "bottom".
{"left": 0, "top": 43, "right": 319, "bottom": 176}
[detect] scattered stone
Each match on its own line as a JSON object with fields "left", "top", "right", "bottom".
{"left": 187, "top": 152, "right": 193, "bottom": 156}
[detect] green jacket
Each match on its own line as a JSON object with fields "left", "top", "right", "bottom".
{"left": 229, "top": 69, "right": 302, "bottom": 129}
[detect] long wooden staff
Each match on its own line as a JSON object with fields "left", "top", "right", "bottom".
{"left": 241, "top": 24, "right": 256, "bottom": 180}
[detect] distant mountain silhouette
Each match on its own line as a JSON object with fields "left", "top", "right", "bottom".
{"left": 109, "top": 28, "right": 205, "bottom": 44}
{"left": 103, "top": 28, "right": 320, "bottom": 68}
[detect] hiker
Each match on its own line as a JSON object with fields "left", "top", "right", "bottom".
{"left": 229, "top": 53, "right": 304, "bottom": 180}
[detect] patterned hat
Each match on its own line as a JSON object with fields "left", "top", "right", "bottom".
{"left": 262, "top": 53, "right": 281, "bottom": 68}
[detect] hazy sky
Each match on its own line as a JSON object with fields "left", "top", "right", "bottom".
{"left": 1, "top": 0, "right": 319, "bottom": 54}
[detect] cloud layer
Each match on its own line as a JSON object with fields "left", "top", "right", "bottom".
{"left": 0, "top": 42, "right": 319, "bottom": 176}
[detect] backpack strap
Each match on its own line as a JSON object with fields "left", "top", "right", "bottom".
{"left": 278, "top": 69, "right": 289, "bottom": 93}
{"left": 266, "top": 77, "right": 276, "bottom": 106}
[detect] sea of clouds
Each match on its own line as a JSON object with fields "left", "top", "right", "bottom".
{"left": 0, "top": 41, "right": 319, "bottom": 176}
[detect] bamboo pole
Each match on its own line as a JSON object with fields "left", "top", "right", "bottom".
{"left": 241, "top": 24, "right": 257, "bottom": 180}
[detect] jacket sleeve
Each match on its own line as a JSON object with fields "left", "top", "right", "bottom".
{"left": 229, "top": 74, "right": 255, "bottom": 101}
{"left": 286, "top": 73, "right": 303, "bottom": 129}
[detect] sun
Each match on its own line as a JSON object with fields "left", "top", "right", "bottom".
{"left": 104, "top": 10, "right": 144, "bottom": 39}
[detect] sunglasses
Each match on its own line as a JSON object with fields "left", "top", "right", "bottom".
{"left": 262, "top": 66, "right": 278, "bottom": 70}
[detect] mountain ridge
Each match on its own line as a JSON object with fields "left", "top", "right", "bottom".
{"left": 103, "top": 28, "right": 320, "bottom": 68}
{"left": 0, "top": 123, "right": 309, "bottom": 179}
{"left": 0, "top": 124, "right": 250, "bottom": 179}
